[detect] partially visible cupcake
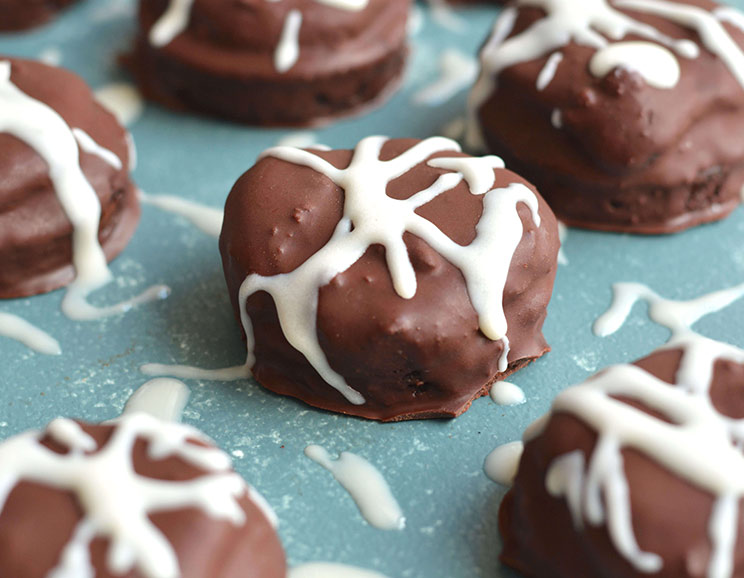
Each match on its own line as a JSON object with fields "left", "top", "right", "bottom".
{"left": 131, "top": 0, "right": 410, "bottom": 126}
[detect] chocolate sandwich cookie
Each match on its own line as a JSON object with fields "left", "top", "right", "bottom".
{"left": 0, "top": 57, "right": 140, "bottom": 299}
{"left": 0, "top": 412, "right": 286, "bottom": 577}
{"left": 0, "top": 0, "right": 79, "bottom": 31}
{"left": 469, "top": 0, "right": 744, "bottom": 234}
{"left": 500, "top": 335, "right": 744, "bottom": 577}
{"left": 219, "top": 136, "right": 560, "bottom": 421}
{"left": 131, "top": 0, "right": 410, "bottom": 126}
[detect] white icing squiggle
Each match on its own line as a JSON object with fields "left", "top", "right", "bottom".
{"left": 139, "top": 192, "right": 224, "bottom": 238}
{"left": 123, "top": 378, "right": 191, "bottom": 422}
{"left": 589, "top": 41, "right": 680, "bottom": 88}
{"left": 0, "top": 313, "right": 61, "bottom": 355}
{"left": 0, "top": 413, "right": 251, "bottom": 578}
{"left": 151, "top": 0, "right": 369, "bottom": 74}
{"left": 290, "top": 563, "right": 390, "bottom": 578}
{"left": 305, "top": 445, "right": 405, "bottom": 531}
{"left": 536, "top": 51, "right": 564, "bottom": 91}
{"left": 0, "top": 60, "right": 169, "bottom": 321}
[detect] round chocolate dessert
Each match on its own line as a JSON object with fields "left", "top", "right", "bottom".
{"left": 0, "top": 412, "right": 286, "bottom": 578}
{"left": 468, "top": 0, "right": 744, "bottom": 234}
{"left": 220, "top": 136, "right": 560, "bottom": 421}
{"left": 0, "top": 57, "right": 140, "bottom": 299}
{"left": 500, "top": 335, "right": 744, "bottom": 577}
{"left": 131, "top": 0, "right": 410, "bottom": 126}
{"left": 0, "top": 0, "right": 79, "bottom": 31}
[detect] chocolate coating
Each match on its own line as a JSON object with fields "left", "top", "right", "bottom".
{"left": 0, "top": 57, "right": 140, "bottom": 299}
{"left": 131, "top": 0, "right": 410, "bottom": 126}
{"left": 500, "top": 348, "right": 744, "bottom": 577}
{"left": 0, "top": 0, "right": 79, "bottom": 31}
{"left": 0, "top": 420, "right": 286, "bottom": 578}
{"left": 220, "top": 138, "right": 560, "bottom": 421}
{"left": 474, "top": 0, "right": 744, "bottom": 233}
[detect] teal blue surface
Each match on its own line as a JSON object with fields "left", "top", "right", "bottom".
{"left": 2, "top": 1, "right": 744, "bottom": 576}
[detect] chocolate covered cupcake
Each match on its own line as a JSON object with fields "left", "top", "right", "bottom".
{"left": 131, "top": 0, "right": 410, "bottom": 126}
{"left": 219, "top": 136, "right": 560, "bottom": 421}
{"left": 500, "top": 335, "right": 744, "bottom": 577}
{"left": 468, "top": 0, "right": 744, "bottom": 234}
{"left": 0, "top": 411, "right": 286, "bottom": 577}
{"left": 0, "top": 57, "right": 140, "bottom": 299}
{"left": 0, "top": 0, "right": 79, "bottom": 31}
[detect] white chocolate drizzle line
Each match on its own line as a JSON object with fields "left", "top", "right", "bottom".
{"left": 0, "top": 61, "right": 169, "bottom": 321}
{"left": 151, "top": 0, "right": 369, "bottom": 74}
{"left": 305, "top": 445, "right": 405, "bottom": 531}
{"left": 141, "top": 137, "right": 539, "bottom": 405}
{"left": 123, "top": 378, "right": 191, "bottom": 422}
{"left": 290, "top": 562, "right": 390, "bottom": 578}
{"left": 467, "top": 0, "right": 744, "bottom": 148}
{"left": 0, "top": 312, "right": 61, "bottom": 356}
{"left": 0, "top": 412, "right": 253, "bottom": 578}
{"left": 139, "top": 191, "right": 224, "bottom": 238}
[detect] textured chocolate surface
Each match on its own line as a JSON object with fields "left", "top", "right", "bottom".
{"left": 500, "top": 348, "right": 744, "bottom": 577}
{"left": 131, "top": 0, "right": 410, "bottom": 126}
{"left": 220, "top": 138, "right": 560, "bottom": 421}
{"left": 473, "top": 0, "right": 744, "bottom": 233}
{"left": 0, "top": 0, "right": 79, "bottom": 31}
{"left": 0, "top": 420, "right": 287, "bottom": 578}
{"left": 0, "top": 57, "right": 140, "bottom": 299}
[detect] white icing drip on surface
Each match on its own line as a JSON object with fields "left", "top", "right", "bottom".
{"left": 489, "top": 381, "right": 526, "bottom": 406}
{"left": 0, "top": 60, "right": 169, "bottom": 322}
{"left": 465, "top": 0, "right": 744, "bottom": 148}
{"left": 557, "top": 221, "right": 568, "bottom": 265}
{"left": 0, "top": 413, "right": 250, "bottom": 578}
{"left": 0, "top": 313, "right": 61, "bottom": 355}
{"left": 536, "top": 51, "right": 564, "bottom": 91}
{"left": 139, "top": 192, "right": 224, "bottom": 238}
{"left": 589, "top": 41, "right": 680, "bottom": 88}
{"left": 151, "top": 0, "right": 370, "bottom": 73}
{"left": 39, "top": 47, "right": 63, "bottom": 67}
{"left": 290, "top": 563, "right": 390, "bottom": 578}
{"left": 305, "top": 445, "right": 405, "bottom": 531}
{"left": 140, "top": 363, "right": 251, "bottom": 382}
{"left": 484, "top": 441, "right": 524, "bottom": 485}
{"left": 124, "top": 378, "right": 191, "bottom": 423}
{"left": 276, "top": 131, "right": 321, "bottom": 149}
{"left": 94, "top": 83, "right": 144, "bottom": 127}
{"left": 412, "top": 49, "right": 478, "bottom": 106}
{"left": 235, "top": 136, "right": 538, "bottom": 404}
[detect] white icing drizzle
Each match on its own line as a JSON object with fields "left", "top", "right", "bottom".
{"left": 232, "top": 136, "right": 539, "bottom": 404}
{"left": 589, "top": 41, "right": 680, "bottom": 88}
{"left": 489, "top": 381, "right": 526, "bottom": 406}
{"left": 594, "top": 281, "right": 744, "bottom": 339}
{"left": 140, "top": 363, "right": 251, "bottom": 382}
{"left": 551, "top": 108, "right": 563, "bottom": 129}
{"left": 151, "top": 0, "right": 369, "bottom": 74}
{"left": 0, "top": 60, "right": 169, "bottom": 321}
{"left": 466, "top": 0, "right": 744, "bottom": 148}
{"left": 536, "top": 51, "right": 564, "bottom": 91}
{"left": 73, "top": 128, "right": 123, "bottom": 170}
{"left": 412, "top": 49, "right": 479, "bottom": 106}
{"left": 557, "top": 221, "right": 569, "bottom": 265}
{"left": 0, "top": 413, "right": 253, "bottom": 578}
{"left": 94, "top": 83, "right": 144, "bottom": 128}
{"left": 484, "top": 441, "right": 524, "bottom": 485}
{"left": 290, "top": 563, "right": 390, "bottom": 578}
{"left": 276, "top": 131, "right": 322, "bottom": 149}
{"left": 124, "top": 378, "right": 191, "bottom": 423}
{"left": 304, "top": 445, "right": 405, "bottom": 531}
{"left": 139, "top": 192, "right": 224, "bottom": 238}
{"left": 0, "top": 312, "right": 61, "bottom": 355}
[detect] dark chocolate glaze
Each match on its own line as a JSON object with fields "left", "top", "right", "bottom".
{"left": 474, "top": 0, "right": 744, "bottom": 234}
{"left": 0, "top": 57, "right": 140, "bottom": 299}
{"left": 131, "top": 0, "right": 410, "bottom": 126}
{"left": 0, "top": 420, "right": 287, "bottom": 578}
{"left": 0, "top": 0, "right": 79, "bottom": 31}
{"left": 500, "top": 348, "right": 744, "bottom": 577}
{"left": 220, "top": 138, "right": 560, "bottom": 421}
